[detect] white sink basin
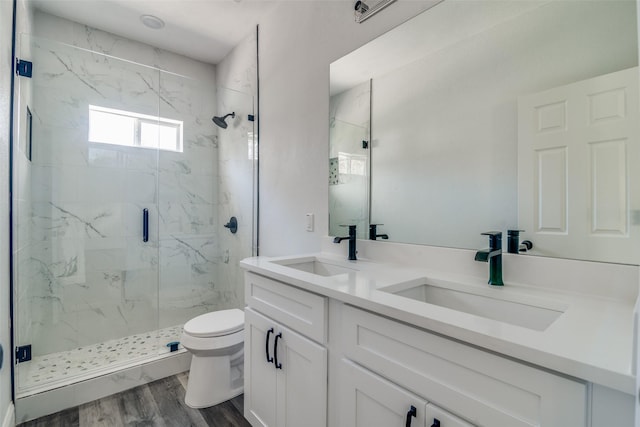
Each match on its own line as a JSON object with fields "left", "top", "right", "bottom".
{"left": 272, "top": 256, "right": 358, "bottom": 277}
{"left": 380, "top": 280, "right": 564, "bottom": 331}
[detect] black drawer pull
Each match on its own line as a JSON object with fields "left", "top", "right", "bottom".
{"left": 274, "top": 332, "right": 283, "bottom": 369}
{"left": 405, "top": 405, "right": 417, "bottom": 427}
{"left": 265, "top": 328, "right": 274, "bottom": 363}
{"left": 431, "top": 419, "right": 440, "bottom": 427}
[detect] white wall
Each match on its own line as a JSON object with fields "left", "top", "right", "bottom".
{"left": 257, "top": 0, "right": 440, "bottom": 256}
{"left": 0, "top": 0, "right": 15, "bottom": 424}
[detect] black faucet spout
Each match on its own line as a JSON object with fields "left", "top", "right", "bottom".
{"left": 475, "top": 231, "right": 504, "bottom": 286}
{"left": 474, "top": 248, "right": 501, "bottom": 262}
{"left": 334, "top": 225, "right": 357, "bottom": 261}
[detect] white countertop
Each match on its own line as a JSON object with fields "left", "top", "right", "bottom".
{"left": 240, "top": 251, "right": 637, "bottom": 394}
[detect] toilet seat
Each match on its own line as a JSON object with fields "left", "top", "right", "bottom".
{"left": 183, "top": 308, "right": 244, "bottom": 338}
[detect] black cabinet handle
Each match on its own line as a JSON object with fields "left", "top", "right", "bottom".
{"left": 405, "top": 405, "right": 417, "bottom": 427}
{"left": 265, "top": 328, "right": 274, "bottom": 363}
{"left": 142, "top": 208, "right": 149, "bottom": 242}
{"left": 431, "top": 419, "right": 440, "bottom": 427}
{"left": 274, "top": 332, "right": 283, "bottom": 369}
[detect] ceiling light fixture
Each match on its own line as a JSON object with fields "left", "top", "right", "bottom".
{"left": 140, "top": 14, "right": 165, "bottom": 30}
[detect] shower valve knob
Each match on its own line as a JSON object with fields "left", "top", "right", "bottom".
{"left": 224, "top": 216, "right": 238, "bottom": 234}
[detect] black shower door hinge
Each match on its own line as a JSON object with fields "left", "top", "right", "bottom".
{"left": 16, "top": 345, "right": 32, "bottom": 363}
{"left": 16, "top": 59, "right": 33, "bottom": 78}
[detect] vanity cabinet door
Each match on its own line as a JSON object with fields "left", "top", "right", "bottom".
{"left": 244, "top": 308, "right": 327, "bottom": 427}
{"left": 245, "top": 308, "right": 278, "bottom": 427}
{"left": 337, "top": 359, "right": 427, "bottom": 427}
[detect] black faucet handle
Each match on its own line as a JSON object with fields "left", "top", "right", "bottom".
{"left": 481, "top": 231, "right": 502, "bottom": 249}
{"left": 340, "top": 224, "right": 357, "bottom": 236}
{"left": 507, "top": 229, "right": 524, "bottom": 236}
{"left": 369, "top": 224, "right": 385, "bottom": 240}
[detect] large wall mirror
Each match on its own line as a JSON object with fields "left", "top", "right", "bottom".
{"left": 329, "top": 0, "right": 639, "bottom": 264}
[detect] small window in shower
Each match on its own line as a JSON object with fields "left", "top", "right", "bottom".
{"left": 88, "top": 105, "right": 183, "bottom": 152}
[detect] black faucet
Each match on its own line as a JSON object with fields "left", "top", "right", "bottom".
{"left": 334, "top": 225, "right": 357, "bottom": 261}
{"left": 474, "top": 231, "right": 504, "bottom": 286}
{"left": 369, "top": 224, "right": 389, "bottom": 241}
{"left": 507, "top": 230, "right": 533, "bottom": 254}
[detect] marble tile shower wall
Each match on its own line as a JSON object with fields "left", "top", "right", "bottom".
{"left": 19, "top": 14, "right": 224, "bottom": 356}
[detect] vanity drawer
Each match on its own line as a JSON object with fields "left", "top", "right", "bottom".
{"left": 245, "top": 272, "right": 327, "bottom": 343}
{"left": 340, "top": 305, "right": 587, "bottom": 427}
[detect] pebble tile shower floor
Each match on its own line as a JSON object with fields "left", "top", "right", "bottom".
{"left": 18, "top": 325, "right": 185, "bottom": 394}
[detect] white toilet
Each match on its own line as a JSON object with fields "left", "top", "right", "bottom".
{"left": 181, "top": 308, "right": 245, "bottom": 408}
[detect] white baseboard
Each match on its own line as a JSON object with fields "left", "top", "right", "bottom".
{"left": 2, "top": 402, "right": 15, "bottom": 427}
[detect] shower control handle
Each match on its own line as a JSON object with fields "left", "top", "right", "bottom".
{"left": 274, "top": 332, "right": 283, "bottom": 369}
{"left": 142, "top": 209, "right": 149, "bottom": 242}
{"left": 266, "top": 328, "right": 274, "bottom": 363}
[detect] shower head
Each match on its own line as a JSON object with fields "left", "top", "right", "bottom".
{"left": 212, "top": 112, "right": 235, "bottom": 129}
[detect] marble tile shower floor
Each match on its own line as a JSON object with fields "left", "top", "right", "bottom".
{"left": 18, "top": 325, "right": 185, "bottom": 395}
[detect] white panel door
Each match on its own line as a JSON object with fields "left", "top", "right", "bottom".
{"left": 518, "top": 67, "right": 639, "bottom": 263}
{"left": 337, "top": 359, "right": 427, "bottom": 427}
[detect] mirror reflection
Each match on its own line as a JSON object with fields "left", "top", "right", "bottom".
{"left": 329, "top": 0, "right": 639, "bottom": 264}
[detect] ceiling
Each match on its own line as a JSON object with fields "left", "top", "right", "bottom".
{"left": 31, "top": 0, "right": 279, "bottom": 64}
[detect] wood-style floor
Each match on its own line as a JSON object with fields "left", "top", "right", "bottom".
{"left": 18, "top": 372, "right": 252, "bottom": 427}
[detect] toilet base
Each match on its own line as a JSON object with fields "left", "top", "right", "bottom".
{"left": 184, "top": 348, "right": 244, "bottom": 409}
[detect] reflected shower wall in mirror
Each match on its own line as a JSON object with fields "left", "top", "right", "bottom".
{"left": 329, "top": 80, "right": 370, "bottom": 240}
{"left": 329, "top": 0, "right": 639, "bottom": 264}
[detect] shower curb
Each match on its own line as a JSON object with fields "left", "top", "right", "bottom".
{"left": 14, "top": 351, "right": 190, "bottom": 423}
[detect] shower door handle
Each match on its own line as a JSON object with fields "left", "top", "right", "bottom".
{"left": 142, "top": 208, "right": 149, "bottom": 242}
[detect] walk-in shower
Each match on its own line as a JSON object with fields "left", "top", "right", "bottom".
{"left": 11, "top": 31, "right": 257, "bottom": 406}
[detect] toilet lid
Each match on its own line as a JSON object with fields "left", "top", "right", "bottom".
{"left": 183, "top": 309, "right": 245, "bottom": 338}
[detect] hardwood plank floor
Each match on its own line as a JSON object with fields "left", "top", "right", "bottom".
{"left": 19, "top": 373, "right": 251, "bottom": 427}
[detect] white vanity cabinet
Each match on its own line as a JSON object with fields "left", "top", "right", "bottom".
{"left": 333, "top": 304, "right": 588, "bottom": 427}
{"left": 242, "top": 264, "right": 634, "bottom": 427}
{"left": 244, "top": 272, "right": 328, "bottom": 427}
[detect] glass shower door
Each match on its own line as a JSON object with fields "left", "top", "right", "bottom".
{"left": 156, "top": 80, "right": 256, "bottom": 340}
{"left": 13, "top": 35, "right": 162, "bottom": 395}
